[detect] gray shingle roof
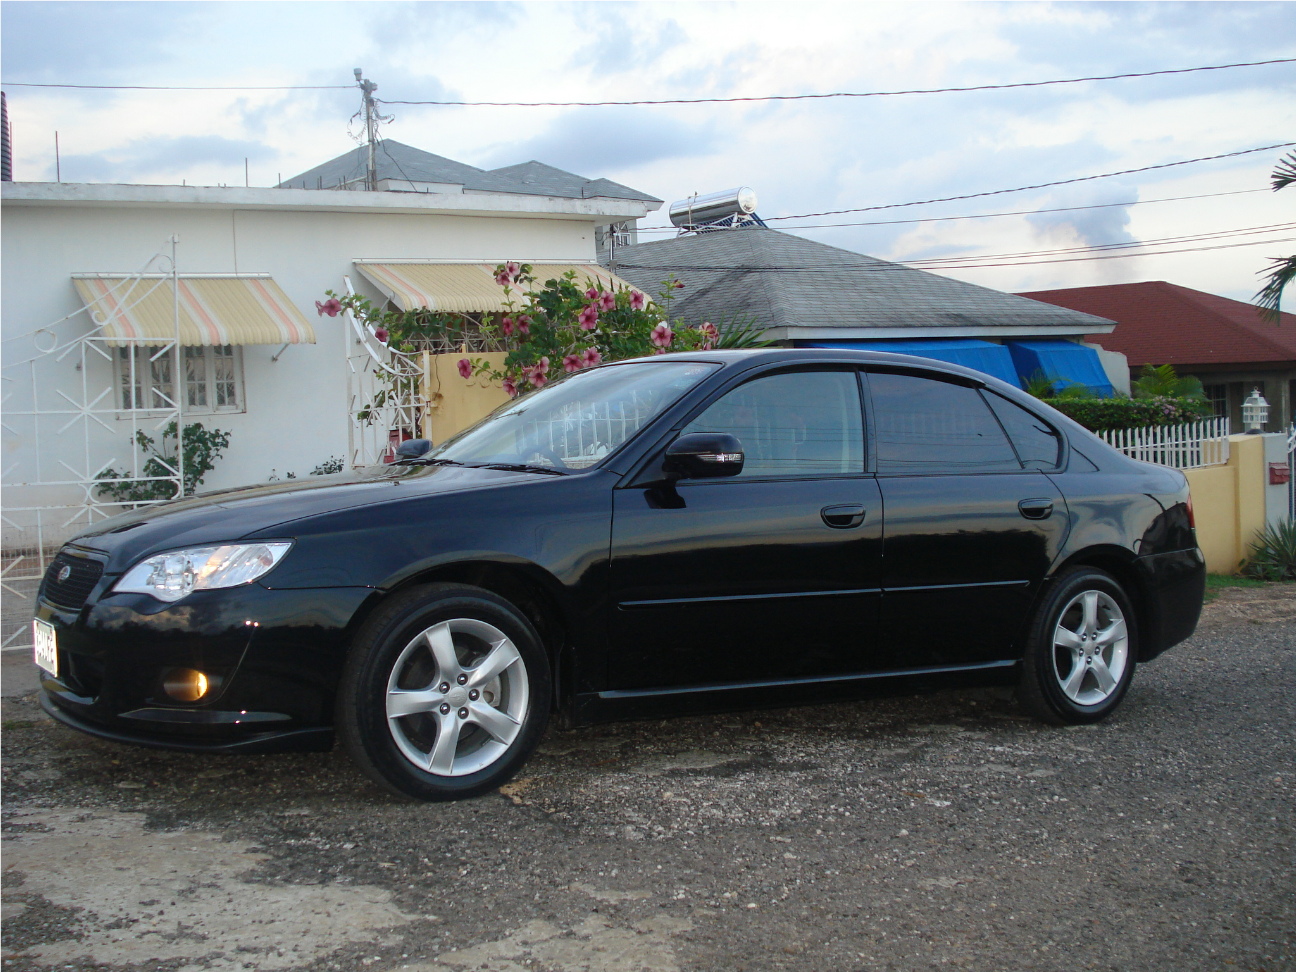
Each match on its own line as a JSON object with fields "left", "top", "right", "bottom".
{"left": 609, "top": 229, "right": 1113, "bottom": 334}
{"left": 278, "top": 140, "right": 660, "bottom": 204}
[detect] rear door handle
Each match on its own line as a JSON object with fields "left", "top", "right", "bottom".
{"left": 1018, "top": 498, "right": 1054, "bottom": 520}
{"left": 821, "top": 504, "right": 867, "bottom": 529}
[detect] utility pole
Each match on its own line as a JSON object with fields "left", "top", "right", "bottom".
{"left": 354, "top": 68, "right": 379, "bottom": 191}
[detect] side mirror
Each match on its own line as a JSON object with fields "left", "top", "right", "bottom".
{"left": 394, "top": 438, "right": 432, "bottom": 460}
{"left": 664, "top": 432, "right": 744, "bottom": 480}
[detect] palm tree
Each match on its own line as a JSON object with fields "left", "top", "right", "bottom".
{"left": 1256, "top": 151, "right": 1296, "bottom": 321}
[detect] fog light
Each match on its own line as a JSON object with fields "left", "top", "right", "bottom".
{"left": 163, "top": 668, "right": 210, "bottom": 702}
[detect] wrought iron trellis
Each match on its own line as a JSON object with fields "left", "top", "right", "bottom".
{"left": 1, "top": 240, "right": 187, "bottom": 649}
{"left": 342, "top": 275, "right": 425, "bottom": 467}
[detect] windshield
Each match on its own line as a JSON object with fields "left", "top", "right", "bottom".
{"left": 431, "top": 360, "right": 719, "bottom": 470}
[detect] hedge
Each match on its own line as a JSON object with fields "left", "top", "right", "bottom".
{"left": 1044, "top": 396, "right": 1213, "bottom": 433}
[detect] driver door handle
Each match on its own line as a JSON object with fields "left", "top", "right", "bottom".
{"left": 821, "top": 504, "right": 867, "bottom": 529}
{"left": 1018, "top": 498, "right": 1054, "bottom": 520}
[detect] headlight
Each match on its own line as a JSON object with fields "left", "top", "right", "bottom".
{"left": 113, "top": 542, "right": 293, "bottom": 602}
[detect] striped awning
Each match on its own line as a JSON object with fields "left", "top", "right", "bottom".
{"left": 354, "top": 262, "right": 643, "bottom": 313}
{"left": 72, "top": 274, "right": 317, "bottom": 347}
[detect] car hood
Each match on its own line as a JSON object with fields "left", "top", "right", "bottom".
{"left": 69, "top": 463, "right": 544, "bottom": 564}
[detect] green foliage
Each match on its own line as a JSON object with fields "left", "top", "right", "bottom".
{"left": 1022, "top": 371, "right": 1092, "bottom": 400}
{"left": 311, "top": 456, "right": 345, "bottom": 475}
{"left": 1255, "top": 150, "right": 1296, "bottom": 321}
{"left": 97, "top": 421, "right": 231, "bottom": 504}
{"left": 1241, "top": 519, "right": 1296, "bottom": 581}
{"left": 1043, "top": 395, "right": 1212, "bottom": 433}
{"left": 323, "top": 265, "right": 770, "bottom": 401}
{"left": 1131, "top": 363, "right": 1205, "bottom": 401}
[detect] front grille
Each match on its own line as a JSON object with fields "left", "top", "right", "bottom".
{"left": 38, "top": 551, "right": 104, "bottom": 611}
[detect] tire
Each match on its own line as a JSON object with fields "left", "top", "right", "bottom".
{"left": 338, "top": 583, "right": 551, "bottom": 801}
{"left": 1018, "top": 568, "right": 1137, "bottom": 726}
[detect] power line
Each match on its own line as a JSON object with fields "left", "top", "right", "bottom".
{"left": 762, "top": 144, "right": 1295, "bottom": 220}
{"left": 372, "top": 57, "right": 1296, "bottom": 107}
{"left": 0, "top": 81, "right": 352, "bottom": 91}
{"left": 633, "top": 188, "right": 1270, "bottom": 234}
{"left": 614, "top": 227, "right": 1296, "bottom": 274}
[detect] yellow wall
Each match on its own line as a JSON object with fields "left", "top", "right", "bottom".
{"left": 1183, "top": 434, "right": 1267, "bottom": 573}
{"left": 420, "top": 351, "right": 511, "bottom": 444}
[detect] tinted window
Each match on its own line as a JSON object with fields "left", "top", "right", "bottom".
{"left": 683, "top": 370, "right": 863, "bottom": 479}
{"left": 984, "top": 392, "right": 1063, "bottom": 469}
{"left": 869, "top": 372, "right": 1020, "bottom": 473}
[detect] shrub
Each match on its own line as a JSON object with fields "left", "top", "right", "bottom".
{"left": 1242, "top": 519, "right": 1296, "bottom": 581}
{"left": 1044, "top": 396, "right": 1212, "bottom": 433}
{"left": 97, "top": 421, "right": 231, "bottom": 504}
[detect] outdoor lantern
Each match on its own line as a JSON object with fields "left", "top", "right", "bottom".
{"left": 1242, "top": 387, "right": 1270, "bottom": 434}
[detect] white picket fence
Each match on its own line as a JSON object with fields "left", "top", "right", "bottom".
{"left": 1098, "top": 417, "right": 1230, "bottom": 470}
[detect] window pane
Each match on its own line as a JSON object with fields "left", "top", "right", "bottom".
{"left": 213, "top": 346, "right": 237, "bottom": 408}
{"left": 185, "top": 346, "right": 208, "bottom": 408}
{"left": 684, "top": 370, "right": 863, "bottom": 479}
{"left": 983, "top": 391, "right": 1062, "bottom": 469}
{"left": 148, "top": 350, "right": 174, "bottom": 409}
{"left": 869, "top": 372, "right": 1019, "bottom": 473}
{"left": 118, "top": 347, "right": 143, "bottom": 409}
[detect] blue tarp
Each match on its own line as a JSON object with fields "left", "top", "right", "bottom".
{"left": 795, "top": 338, "right": 1020, "bottom": 386}
{"left": 1004, "top": 340, "right": 1113, "bottom": 397}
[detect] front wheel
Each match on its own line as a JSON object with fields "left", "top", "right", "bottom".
{"left": 338, "top": 583, "right": 551, "bottom": 801}
{"left": 1019, "top": 568, "right": 1137, "bottom": 725}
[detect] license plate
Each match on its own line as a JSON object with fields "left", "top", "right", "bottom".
{"left": 33, "top": 619, "right": 58, "bottom": 678}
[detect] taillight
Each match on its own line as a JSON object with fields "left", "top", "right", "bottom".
{"left": 1185, "top": 493, "right": 1196, "bottom": 529}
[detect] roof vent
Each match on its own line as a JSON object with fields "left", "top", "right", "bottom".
{"left": 668, "top": 187, "right": 765, "bottom": 233}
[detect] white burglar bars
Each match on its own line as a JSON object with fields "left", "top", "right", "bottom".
{"left": 1098, "top": 417, "right": 1230, "bottom": 470}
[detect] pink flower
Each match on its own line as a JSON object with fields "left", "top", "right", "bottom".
{"left": 598, "top": 290, "right": 616, "bottom": 311}
{"left": 457, "top": 358, "right": 472, "bottom": 379}
{"left": 578, "top": 305, "right": 599, "bottom": 330}
{"left": 698, "top": 321, "right": 718, "bottom": 350}
{"left": 584, "top": 287, "right": 600, "bottom": 300}
{"left": 629, "top": 290, "right": 647, "bottom": 310}
{"left": 563, "top": 354, "right": 582, "bottom": 373}
{"left": 503, "top": 377, "right": 518, "bottom": 398}
{"left": 531, "top": 372, "right": 548, "bottom": 388}
{"left": 654, "top": 347, "right": 668, "bottom": 355}
{"left": 506, "top": 261, "right": 520, "bottom": 279}
{"left": 315, "top": 298, "right": 342, "bottom": 317}
{"left": 536, "top": 356, "right": 550, "bottom": 375}
{"left": 673, "top": 280, "right": 685, "bottom": 289}
{"left": 495, "top": 261, "right": 522, "bottom": 286}
{"left": 517, "top": 315, "right": 532, "bottom": 335}
{"left": 581, "top": 346, "right": 602, "bottom": 368}
{"left": 650, "top": 323, "right": 673, "bottom": 348}
{"left": 501, "top": 316, "right": 515, "bottom": 337}
{"left": 374, "top": 327, "right": 390, "bottom": 344}
{"left": 494, "top": 270, "right": 512, "bottom": 286}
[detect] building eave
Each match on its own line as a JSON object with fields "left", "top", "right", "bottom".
{"left": 764, "top": 323, "right": 1115, "bottom": 342}
{"left": 1, "top": 181, "right": 658, "bottom": 221}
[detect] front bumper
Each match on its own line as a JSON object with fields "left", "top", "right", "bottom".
{"left": 36, "top": 579, "right": 373, "bottom": 754}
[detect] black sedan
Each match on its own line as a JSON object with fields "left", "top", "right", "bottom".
{"left": 33, "top": 349, "right": 1205, "bottom": 801}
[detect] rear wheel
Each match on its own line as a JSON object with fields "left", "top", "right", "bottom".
{"left": 1019, "top": 568, "right": 1136, "bottom": 725}
{"left": 338, "top": 583, "right": 550, "bottom": 801}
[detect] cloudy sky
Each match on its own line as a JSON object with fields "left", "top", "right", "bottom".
{"left": 3, "top": 0, "right": 1294, "bottom": 300}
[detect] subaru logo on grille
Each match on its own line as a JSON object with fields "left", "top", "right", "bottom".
{"left": 56, "top": 566, "right": 72, "bottom": 583}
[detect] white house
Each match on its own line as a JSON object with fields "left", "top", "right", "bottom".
{"left": 1, "top": 140, "right": 660, "bottom": 558}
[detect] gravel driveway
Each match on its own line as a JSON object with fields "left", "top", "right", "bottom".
{"left": 3, "top": 585, "right": 1293, "bottom": 972}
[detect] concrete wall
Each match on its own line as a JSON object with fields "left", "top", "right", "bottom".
{"left": 1183, "top": 434, "right": 1284, "bottom": 573}
{"left": 421, "top": 351, "right": 511, "bottom": 443}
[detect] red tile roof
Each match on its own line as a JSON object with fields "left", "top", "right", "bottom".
{"left": 1017, "top": 281, "right": 1296, "bottom": 367}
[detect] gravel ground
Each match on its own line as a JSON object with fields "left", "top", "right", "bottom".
{"left": 2, "top": 585, "right": 1293, "bottom": 972}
